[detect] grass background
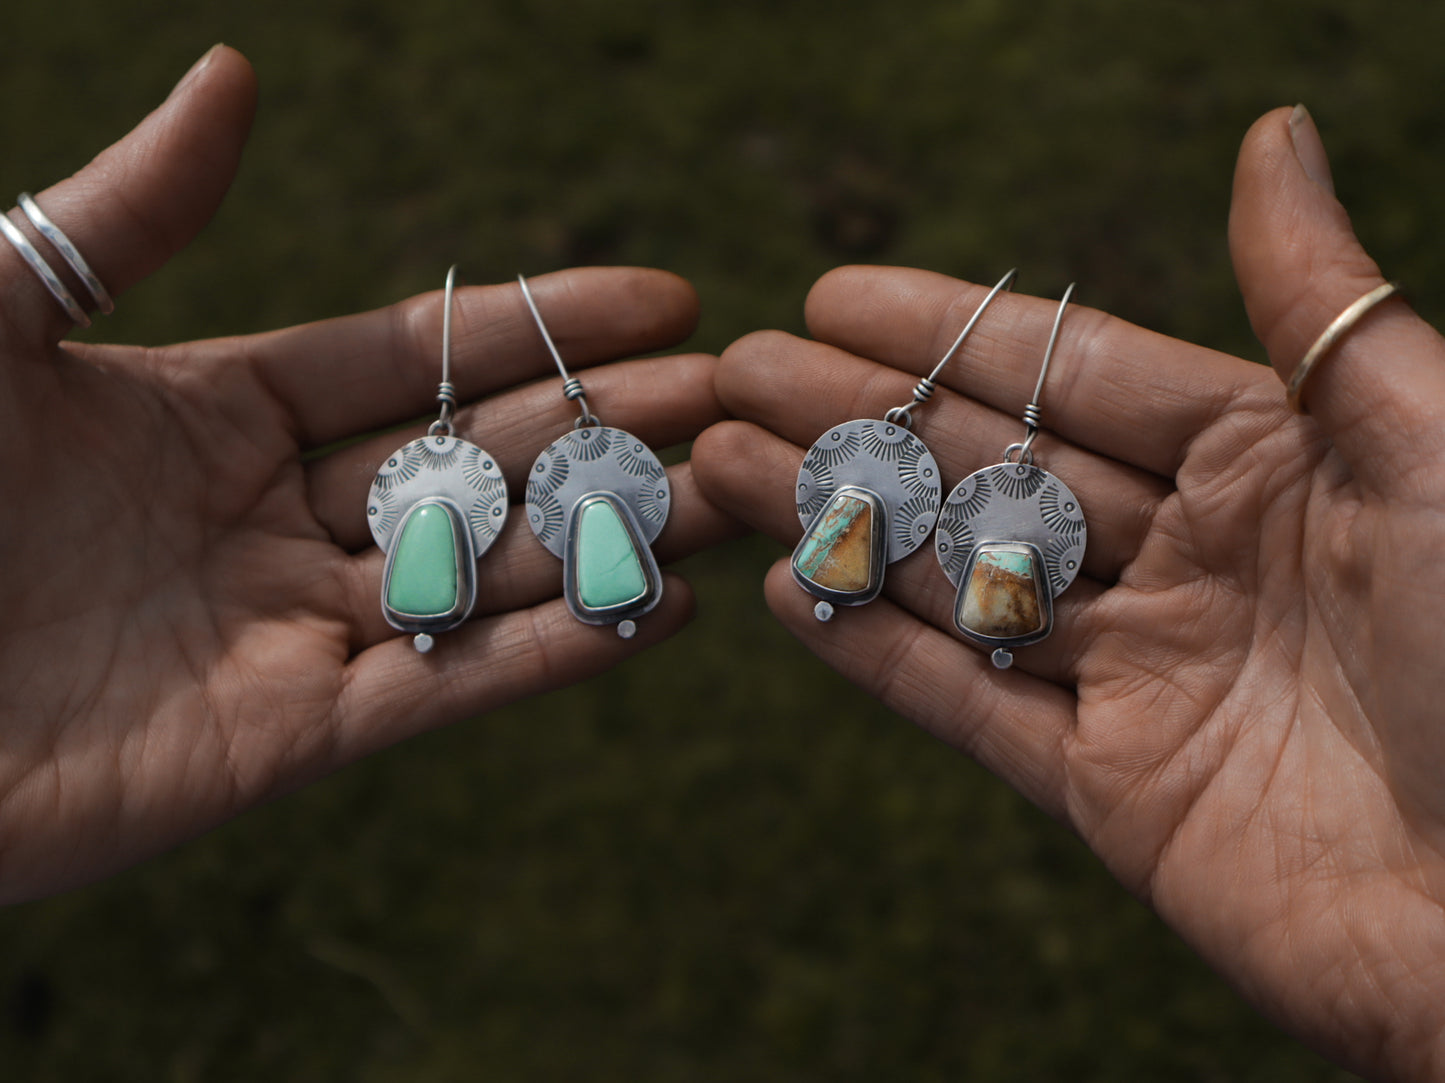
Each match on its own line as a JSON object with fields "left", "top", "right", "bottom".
{"left": 4, "top": 0, "right": 1444, "bottom": 1078}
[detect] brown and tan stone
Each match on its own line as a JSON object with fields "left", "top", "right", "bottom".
{"left": 793, "top": 492, "right": 877, "bottom": 594}
{"left": 956, "top": 548, "right": 1046, "bottom": 639}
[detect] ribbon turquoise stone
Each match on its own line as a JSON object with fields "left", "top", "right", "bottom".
{"left": 793, "top": 492, "right": 874, "bottom": 593}
{"left": 575, "top": 499, "right": 647, "bottom": 609}
{"left": 957, "top": 546, "right": 1044, "bottom": 638}
{"left": 386, "top": 503, "right": 459, "bottom": 616}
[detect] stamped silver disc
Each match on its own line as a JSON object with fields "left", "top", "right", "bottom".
{"left": 795, "top": 418, "right": 942, "bottom": 564}
{"left": 366, "top": 434, "right": 509, "bottom": 556}
{"left": 934, "top": 461, "right": 1086, "bottom": 596}
{"left": 525, "top": 425, "right": 670, "bottom": 558}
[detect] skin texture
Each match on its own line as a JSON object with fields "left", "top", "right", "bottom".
{"left": 0, "top": 47, "right": 734, "bottom": 904}
{"left": 693, "top": 107, "right": 1445, "bottom": 1081}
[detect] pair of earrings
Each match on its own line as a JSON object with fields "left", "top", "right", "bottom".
{"left": 791, "top": 276, "right": 1085, "bottom": 669}
{"left": 366, "top": 268, "right": 667, "bottom": 652}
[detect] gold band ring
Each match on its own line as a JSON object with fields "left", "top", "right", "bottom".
{"left": 1286, "top": 281, "right": 1400, "bottom": 414}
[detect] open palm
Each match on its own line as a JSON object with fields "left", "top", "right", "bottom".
{"left": 694, "top": 107, "right": 1445, "bottom": 1081}
{"left": 0, "top": 48, "right": 728, "bottom": 904}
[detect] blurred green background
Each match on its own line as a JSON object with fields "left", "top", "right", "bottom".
{"left": 4, "top": 0, "right": 1442, "bottom": 1078}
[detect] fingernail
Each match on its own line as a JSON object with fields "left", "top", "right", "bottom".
{"left": 1289, "top": 104, "right": 1336, "bottom": 196}
{"left": 171, "top": 44, "right": 224, "bottom": 97}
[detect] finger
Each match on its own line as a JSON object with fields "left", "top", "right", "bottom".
{"left": 339, "top": 461, "right": 741, "bottom": 650}
{"left": 707, "top": 334, "right": 1169, "bottom": 581}
{"left": 694, "top": 419, "right": 1111, "bottom": 687}
{"left": 331, "top": 574, "right": 695, "bottom": 763}
{"left": 1229, "top": 105, "right": 1445, "bottom": 497}
{"left": 800, "top": 266, "right": 1267, "bottom": 481}
{"left": 309, "top": 352, "right": 723, "bottom": 551}
{"left": 0, "top": 46, "right": 256, "bottom": 352}
{"left": 761, "top": 559, "right": 1077, "bottom": 823}
{"left": 231, "top": 266, "right": 699, "bottom": 449}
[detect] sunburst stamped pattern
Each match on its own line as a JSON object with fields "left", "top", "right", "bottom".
{"left": 367, "top": 433, "right": 510, "bottom": 555}
{"left": 525, "top": 425, "right": 670, "bottom": 559}
{"left": 564, "top": 425, "right": 612, "bottom": 462}
{"left": 529, "top": 444, "right": 570, "bottom": 495}
{"left": 526, "top": 491, "right": 565, "bottom": 547}
{"left": 994, "top": 460, "right": 1046, "bottom": 501}
{"left": 934, "top": 461, "right": 1086, "bottom": 596}
{"left": 371, "top": 446, "right": 421, "bottom": 491}
{"left": 934, "top": 512, "right": 976, "bottom": 583}
{"left": 894, "top": 495, "right": 940, "bottom": 553}
{"left": 811, "top": 426, "right": 862, "bottom": 468}
{"left": 794, "top": 460, "right": 836, "bottom": 522}
{"left": 795, "top": 418, "right": 942, "bottom": 564}
{"left": 859, "top": 418, "right": 913, "bottom": 461}
{"left": 616, "top": 437, "right": 658, "bottom": 478}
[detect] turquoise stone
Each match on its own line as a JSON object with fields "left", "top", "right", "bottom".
{"left": 576, "top": 499, "right": 647, "bottom": 609}
{"left": 957, "top": 546, "right": 1046, "bottom": 639}
{"left": 794, "top": 492, "right": 875, "bottom": 593}
{"left": 386, "top": 503, "right": 460, "bottom": 616}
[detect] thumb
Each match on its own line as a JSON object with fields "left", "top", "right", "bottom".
{"left": 0, "top": 45, "right": 256, "bottom": 353}
{"left": 1229, "top": 105, "right": 1445, "bottom": 496}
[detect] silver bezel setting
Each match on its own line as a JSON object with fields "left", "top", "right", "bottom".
{"left": 790, "top": 484, "right": 889, "bottom": 612}
{"left": 949, "top": 539, "right": 1054, "bottom": 655}
{"left": 561, "top": 491, "right": 664, "bottom": 631}
{"left": 378, "top": 497, "right": 479, "bottom": 636}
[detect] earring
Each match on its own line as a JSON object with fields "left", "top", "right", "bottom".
{"left": 792, "top": 269, "right": 1017, "bottom": 622}
{"left": 519, "top": 275, "right": 668, "bottom": 639}
{"left": 934, "top": 284, "right": 1086, "bottom": 669}
{"left": 366, "top": 267, "right": 509, "bottom": 653}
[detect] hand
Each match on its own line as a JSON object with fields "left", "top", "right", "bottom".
{"left": 694, "top": 106, "right": 1445, "bottom": 1081}
{"left": 0, "top": 47, "right": 731, "bottom": 904}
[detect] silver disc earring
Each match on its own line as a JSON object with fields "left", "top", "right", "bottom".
{"left": 366, "top": 267, "right": 510, "bottom": 653}
{"left": 934, "top": 284, "right": 1086, "bottom": 669}
{"left": 519, "top": 275, "right": 668, "bottom": 639}
{"left": 792, "top": 269, "right": 1017, "bottom": 622}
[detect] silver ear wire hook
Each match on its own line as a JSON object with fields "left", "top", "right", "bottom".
{"left": 428, "top": 265, "right": 460, "bottom": 437}
{"left": 518, "top": 273, "right": 598, "bottom": 428}
{"left": 1005, "top": 281, "right": 1074, "bottom": 466}
{"left": 884, "top": 268, "right": 1018, "bottom": 429}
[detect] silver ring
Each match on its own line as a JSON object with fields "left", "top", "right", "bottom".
{"left": 18, "top": 193, "right": 113, "bottom": 315}
{"left": 0, "top": 212, "right": 90, "bottom": 326}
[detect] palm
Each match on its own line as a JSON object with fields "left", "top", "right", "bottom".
{"left": 695, "top": 108, "right": 1445, "bottom": 1079}
{"left": 0, "top": 48, "right": 728, "bottom": 903}
{"left": 0, "top": 344, "right": 348, "bottom": 889}
{"left": 1075, "top": 377, "right": 1445, "bottom": 1044}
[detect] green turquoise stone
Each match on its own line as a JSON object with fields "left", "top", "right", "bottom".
{"left": 576, "top": 499, "right": 647, "bottom": 609}
{"left": 386, "top": 503, "right": 460, "bottom": 616}
{"left": 979, "top": 550, "right": 1033, "bottom": 579}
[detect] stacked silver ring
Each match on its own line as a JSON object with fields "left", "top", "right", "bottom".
{"left": 0, "top": 192, "right": 113, "bottom": 326}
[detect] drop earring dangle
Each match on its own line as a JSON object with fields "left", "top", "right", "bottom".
{"left": 934, "top": 284, "right": 1087, "bottom": 669}
{"left": 519, "top": 275, "right": 669, "bottom": 639}
{"left": 366, "top": 267, "right": 510, "bottom": 653}
{"left": 792, "top": 269, "right": 1017, "bottom": 622}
